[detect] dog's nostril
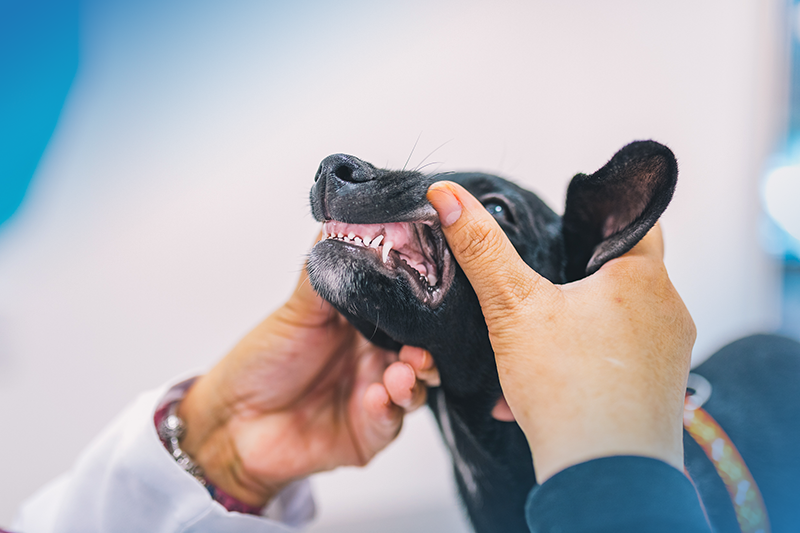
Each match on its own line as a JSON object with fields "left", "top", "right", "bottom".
{"left": 334, "top": 164, "right": 354, "bottom": 182}
{"left": 319, "top": 154, "right": 374, "bottom": 183}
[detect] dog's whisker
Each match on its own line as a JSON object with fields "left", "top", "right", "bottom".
{"left": 367, "top": 311, "right": 381, "bottom": 345}
{"left": 403, "top": 132, "right": 423, "bottom": 172}
{"left": 430, "top": 170, "right": 456, "bottom": 180}
{"left": 413, "top": 139, "right": 452, "bottom": 173}
{"left": 414, "top": 161, "right": 444, "bottom": 174}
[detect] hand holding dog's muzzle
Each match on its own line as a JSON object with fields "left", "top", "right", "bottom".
{"left": 428, "top": 181, "right": 696, "bottom": 484}
{"left": 173, "top": 235, "right": 434, "bottom": 509}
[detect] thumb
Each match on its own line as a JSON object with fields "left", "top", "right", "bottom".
{"left": 426, "top": 181, "right": 559, "bottom": 313}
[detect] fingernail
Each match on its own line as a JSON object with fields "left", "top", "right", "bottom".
{"left": 399, "top": 364, "right": 416, "bottom": 408}
{"left": 419, "top": 349, "right": 433, "bottom": 370}
{"left": 428, "top": 184, "right": 462, "bottom": 227}
{"left": 402, "top": 363, "right": 416, "bottom": 384}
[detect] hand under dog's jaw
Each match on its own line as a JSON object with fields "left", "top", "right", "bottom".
{"left": 314, "top": 219, "right": 454, "bottom": 308}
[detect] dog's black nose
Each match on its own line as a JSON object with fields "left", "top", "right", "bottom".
{"left": 316, "top": 154, "right": 377, "bottom": 184}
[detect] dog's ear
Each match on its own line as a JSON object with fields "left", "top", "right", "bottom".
{"left": 561, "top": 140, "right": 677, "bottom": 281}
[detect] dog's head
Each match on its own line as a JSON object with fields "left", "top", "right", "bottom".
{"left": 307, "top": 141, "right": 677, "bottom": 408}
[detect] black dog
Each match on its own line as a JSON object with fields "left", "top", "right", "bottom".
{"left": 307, "top": 141, "right": 800, "bottom": 533}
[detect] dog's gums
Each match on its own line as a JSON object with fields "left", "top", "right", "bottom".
{"left": 317, "top": 219, "right": 454, "bottom": 306}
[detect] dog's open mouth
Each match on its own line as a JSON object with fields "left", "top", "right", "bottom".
{"left": 317, "top": 219, "right": 454, "bottom": 307}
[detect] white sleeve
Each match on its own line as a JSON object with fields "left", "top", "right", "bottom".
{"left": 11, "top": 379, "right": 316, "bottom": 533}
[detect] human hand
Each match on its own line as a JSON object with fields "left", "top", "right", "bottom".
{"left": 176, "top": 239, "right": 432, "bottom": 507}
{"left": 427, "top": 181, "right": 696, "bottom": 483}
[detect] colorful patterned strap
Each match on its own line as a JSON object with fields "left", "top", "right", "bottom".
{"left": 684, "top": 374, "right": 770, "bottom": 533}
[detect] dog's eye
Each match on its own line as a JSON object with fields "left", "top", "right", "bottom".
{"left": 484, "top": 200, "right": 514, "bottom": 224}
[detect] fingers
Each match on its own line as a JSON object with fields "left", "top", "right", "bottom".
{"left": 361, "top": 382, "right": 404, "bottom": 455}
{"left": 427, "top": 181, "right": 559, "bottom": 313}
{"left": 592, "top": 223, "right": 667, "bottom": 288}
{"left": 491, "top": 394, "right": 515, "bottom": 422}
{"left": 399, "top": 345, "right": 440, "bottom": 387}
{"left": 383, "top": 361, "right": 428, "bottom": 411}
{"left": 622, "top": 222, "right": 664, "bottom": 261}
{"left": 356, "top": 347, "right": 429, "bottom": 460}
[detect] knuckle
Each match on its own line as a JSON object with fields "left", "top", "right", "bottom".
{"left": 483, "top": 270, "right": 534, "bottom": 310}
{"left": 481, "top": 269, "right": 554, "bottom": 324}
{"left": 452, "top": 216, "right": 505, "bottom": 266}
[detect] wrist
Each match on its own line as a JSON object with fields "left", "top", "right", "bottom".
{"left": 175, "top": 376, "right": 284, "bottom": 508}
{"left": 511, "top": 386, "right": 684, "bottom": 483}
{"left": 524, "top": 410, "right": 684, "bottom": 483}
{"left": 183, "top": 420, "right": 283, "bottom": 508}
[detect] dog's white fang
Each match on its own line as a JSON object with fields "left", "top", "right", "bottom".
{"left": 371, "top": 235, "right": 383, "bottom": 248}
{"left": 436, "top": 393, "right": 480, "bottom": 501}
{"left": 382, "top": 241, "right": 393, "bottom": 263}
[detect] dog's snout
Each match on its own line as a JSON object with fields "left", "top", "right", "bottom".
{"left": 319, "top": 154, "right": 376, "bottom": 184}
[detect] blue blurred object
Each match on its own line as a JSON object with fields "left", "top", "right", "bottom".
{"left": 761, "top": 1, "right": 800, "bottom": 259}
{"left": 0, "top": 0, "right": 80, "bottom": 227}
{"left": 761, "top": 0, "right": 800, "bottom": 338}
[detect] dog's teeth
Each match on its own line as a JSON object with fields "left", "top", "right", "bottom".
{"left": 382, "top": 241, "right": 393, "bottom": 263}
{"left": 337, "top": 233, "right": 343, "bottom": 239}
{"left": 371, "top": 235, "right": 383, "bottom": 248}
{"left": 354, "top": 237, "right": 362, "bottom": 245}
{"left": 343, "top": 236, "right": 351, "bottom": 242}
{"left": 348, "top": 232, "right": 355, "bottom": 240}
{"left": 362, "top": 236, "right": 371, "bottom": 247}
{"left": 427, "top": 274, "right": 438, "bottom": 286}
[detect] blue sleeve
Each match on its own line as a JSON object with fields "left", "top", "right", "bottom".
{"left": 525, "top": 456, "right": 711, "bottom": 533}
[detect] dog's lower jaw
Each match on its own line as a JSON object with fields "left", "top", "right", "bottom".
{"left": 309, "top": 230, "right": 455, "bottom": 310}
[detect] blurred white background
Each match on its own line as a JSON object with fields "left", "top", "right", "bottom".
{"left": 0, "top": 0, "right": 789, "bottom": 530}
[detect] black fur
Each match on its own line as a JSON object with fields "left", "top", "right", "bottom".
{"left": 306, "top": 141, "right": 800, "bottom": 532}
